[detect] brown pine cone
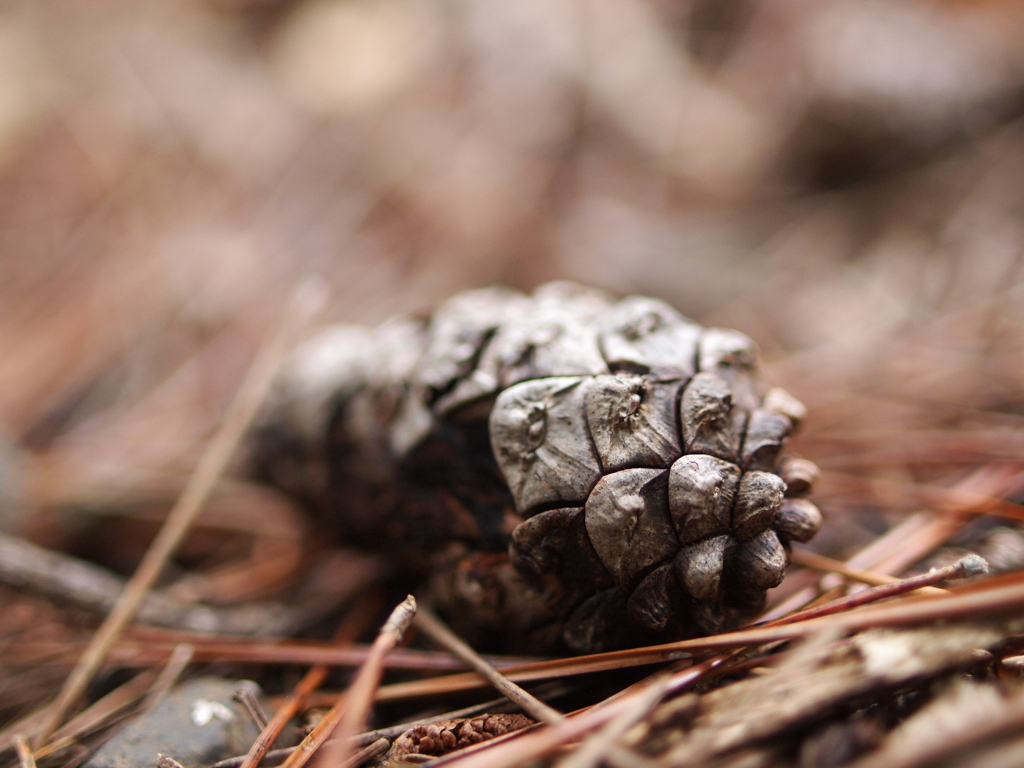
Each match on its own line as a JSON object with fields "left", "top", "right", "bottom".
{"left": 386, "top": 714, "right": 533, "bottom": 763}
{"left": 252, "top": 282, "right": 821, "bottom": 652}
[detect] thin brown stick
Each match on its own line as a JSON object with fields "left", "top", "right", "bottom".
{"left": 764, "top": 511, "right": 944, "bottom": 620}
{"left": 241, "top": 668, "right": 329, "bottom": 768}
{"left": 823, "top": 471, "right": 1024, "bottom": 521}
{"left": 434, "top": 669, "right": 698, "bottom": 768}
{"left": 319, "top": 596, "right": 417, "bottom": 768}
{"left": 25, "top": 670, "right": 160, "bottom": 761}
{"left": 239, "top": 595, "right": 380, "bottom": 768}
{"left": 277, "top": 702, "right": 345, "bottom": 768}
{"left": 427, "top": 656, "right": 724, "bottom": 768}
{"left": 774, "top": 554, "right": 989, "bottom": 626}
{"left": 869, "top": 466, "right": 1017, "bottom": 578}
{"left": 374, "top": 572, "right": 1024, "bottom": 703}
{"left": 400, "top": 619, "right": 659, "bottom": 768}
{"left": 234, "top": 684, "right": 270, "bottom": 732}
{"left": 414, "top": 605, "right": 563, "bottom": 726}
{"left": 557, "top": 679, "right": 668, "bottom": 768}
{"left": 346, "top": 738, "right": 389, "bottom": 768}
{"left": 211, "top": 747, "right": 294, "bottom": 768}
{"left": 32, "top": 281, "right": 325, "bottom": 748}
{"left": 28, "top": 646, "right": 195, "bottom": 764}
{"left": 4, "top": 636, "right": 517, "bottom": 672}
{"left": 142, "top": 644, "right": 195, "bottom": 713}
{"left": 789, "top": 548, "right": 949, "bottom": 595}
{"left": 14, "top": 735, "right": 36, "bottom": 768}
{"left": 765, "top": 464, "right": 1016, "bottom": 621}
{"left": 281, "top": 597, "right": 416, "bottom": 768}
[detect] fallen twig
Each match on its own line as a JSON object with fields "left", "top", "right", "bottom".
{"left": 789, "top": 548, "right": 949, "bottom": 594}
{"left": 556, "top": 678, "right": 668, "bottom": 768}
{"left": 238, "top": 595, "right": 380, "bottom": 768}
{"left": 279, "top": 597, "right": 416, "bottom": 768}
{"left": 14, "top": 735, "right": 35, "bottom": 768}
{"left": 321, "top": 596, "right": 417, "bottom": 767}
{"left": 414, "top": 605, "right": 562, "bottom": 726}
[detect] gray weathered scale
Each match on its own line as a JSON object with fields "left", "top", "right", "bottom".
{"left": 254, "top": 282, "right": 821, "bottom": 653}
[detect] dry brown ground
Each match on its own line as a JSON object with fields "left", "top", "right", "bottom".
{"left": 2, "top": 1, "right": 1024, "bottom": 767}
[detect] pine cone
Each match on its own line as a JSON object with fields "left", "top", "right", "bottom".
{"left": 387, "top": 714, "right": 533, "bottom": 763}
{"left": 253, "top": 282, "right": 821, "bottom": 653}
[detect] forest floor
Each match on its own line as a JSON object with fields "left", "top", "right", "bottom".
{"left": 2, "top": 2, "right": 1024, "bottom": 767}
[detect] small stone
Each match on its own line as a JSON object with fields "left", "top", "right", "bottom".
{"left": 85, "top": 678, "right": 266, "bottom": 768}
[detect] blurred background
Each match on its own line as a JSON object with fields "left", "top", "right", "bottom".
{"left": 3, "top": 0, "right": 1024, "bottom": 713}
